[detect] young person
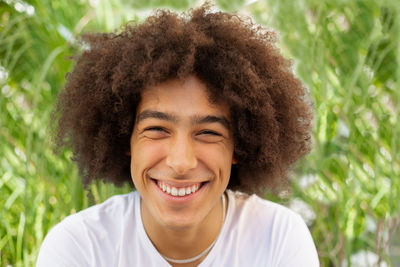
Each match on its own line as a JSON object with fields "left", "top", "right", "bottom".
{"left": 37, "top": 4, "right": 319, "bottom": 266}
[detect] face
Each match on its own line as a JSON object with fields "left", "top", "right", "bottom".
{"left": 130, "top": 75, "right": 236, "bottom": 231}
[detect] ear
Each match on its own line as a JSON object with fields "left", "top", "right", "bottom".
{"left": 126, "top": 140, "right": 131, "bottom": 156}
{"left": 127, "top": 131, "right": 134, "bottom": 156}
{"left": 232, "top": 154, "right": 238, "bottom": 164}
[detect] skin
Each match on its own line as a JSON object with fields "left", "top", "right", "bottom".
{"left": 129, "top": 75, "right": 236, "bottom": 266}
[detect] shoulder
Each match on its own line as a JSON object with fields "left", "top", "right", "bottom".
{"left": 62, "top": 191, "right": 137, "bottom": 238}
{"left": 36, "top": 191, "right": 138, "bottom": 267}
{"left": 76, "top": 191, "right": 136, "bottom": 226}
{"left": 228, "top": 190, "right": 303, "bottom": 227}
{"left": 224, "top": 190, "right": 319, "bottom": 266}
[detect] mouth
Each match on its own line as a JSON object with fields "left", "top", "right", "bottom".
{"left": 151, "top": 179, "right": 208, "bottom": 198}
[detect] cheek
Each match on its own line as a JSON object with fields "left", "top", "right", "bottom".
{"left": 130, "top": 141, "right": 166, "bottom": 177}
{"left": 197, "top": 145, "right": 234, "bottom": 178}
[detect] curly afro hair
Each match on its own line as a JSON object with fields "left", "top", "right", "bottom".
{"left": 55, "top": 4, "right": 313, "bottom": 194}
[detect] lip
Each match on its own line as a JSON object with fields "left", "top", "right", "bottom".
{"left": 150, "top": 178, "right": 209, "bottom": 203}
{"left": 153, "top": 179, "right": 204, "bottom": 188}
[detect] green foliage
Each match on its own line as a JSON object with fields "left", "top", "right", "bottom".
{"left": 248, "top": 0, "right": 400, "bottom": 265}
{"left": 1, "top": 0, "right": 399, "bottom": 266}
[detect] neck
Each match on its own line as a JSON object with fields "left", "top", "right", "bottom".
{"left": 141, "top": 193, "right": 227, "bottom": 263}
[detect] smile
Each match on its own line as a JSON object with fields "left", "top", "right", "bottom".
{"left": 156, "top": 180, "right": 203, "bottom": 197}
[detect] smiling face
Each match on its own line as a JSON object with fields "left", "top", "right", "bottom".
{"left": 130, "top": 75, "right": 235, "bottom": 231}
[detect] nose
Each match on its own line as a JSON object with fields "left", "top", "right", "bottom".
{"left": 166, "top": 135, "right": 197, "bottom": 175}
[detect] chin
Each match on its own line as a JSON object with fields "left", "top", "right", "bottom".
{"left": 157, "top": 211, "right": 199, "bottom": 231}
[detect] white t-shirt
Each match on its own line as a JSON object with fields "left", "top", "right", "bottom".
{"left": 36, "top": 190, "right": 319, "bottom": 266}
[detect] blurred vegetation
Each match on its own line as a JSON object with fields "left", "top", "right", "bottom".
{"left": 0, "top": 0, "right": 399, "bottom": 266}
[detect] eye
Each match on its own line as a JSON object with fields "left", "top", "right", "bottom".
{"left": 145, "top": 126, "right": 167, "bottom": 132}
{"left": 197, "top": 130, "right": 224, "bottom": 143}
{"left": 199, "top": 130, "right": 222, "bottom": 136}
{"left": 142, "top": 126, "right": 169, "bottom": 139}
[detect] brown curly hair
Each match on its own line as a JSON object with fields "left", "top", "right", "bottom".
{"left": 55, "top": 4, "right": 313, "bottom": 194}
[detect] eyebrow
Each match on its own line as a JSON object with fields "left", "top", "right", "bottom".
{"left": 137, "top": 110, "right": 230, "bottom": 129}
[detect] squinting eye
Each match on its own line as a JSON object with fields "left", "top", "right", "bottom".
{"left": 196, "top": 130, "right": 224, "bottom": 143}
{"left": 200, "top": 130, "right": 222, "bottom": 136}
{"left": 142, "top": 126, "right": 169, "bottom": 139}
{"left": 145, "top": 127, "right": 166, "bottom": 132}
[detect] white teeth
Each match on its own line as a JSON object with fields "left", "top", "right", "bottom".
{"left": 156, "top": 180, "right": 201, "bottom": 197}
{"left": 178, "top": 188, "right": 186, "bottom": 196}
{"left": 171, "top": 187, "right": 178, "bottom": 196}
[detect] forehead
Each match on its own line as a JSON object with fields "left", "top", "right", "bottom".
{"left": 136, "top": 76, "right": 230, "bottom": 119}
